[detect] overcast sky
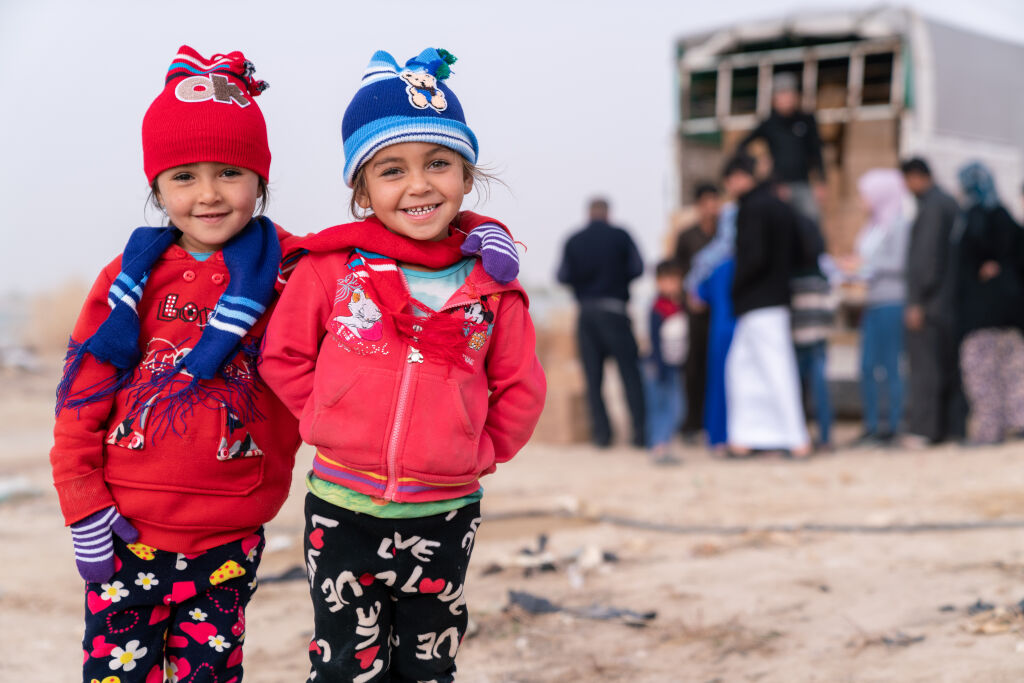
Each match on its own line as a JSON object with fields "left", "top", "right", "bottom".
{"left": 2, "top": 0, "right": 1022, "bottom": 295}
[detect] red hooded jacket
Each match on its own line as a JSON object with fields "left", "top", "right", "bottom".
{"left": 261, "top": 240, "right": 546, "bottom": 503}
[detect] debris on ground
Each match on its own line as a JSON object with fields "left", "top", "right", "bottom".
{"left": 845, "top": 616, "right": 925, "bottom": 653}
{"left": 260, "top": 565, "right": 307, "bottom": 584}
{"left": 661, "top": 614, "right": 783, "bottom": 660}
{"left": 505, "top": 590, "right": 656, "bottom": 627}
{"left": 482, "top": 534, "right": 619, "bottom": 588}
{"left": 0, "top": 476, "right": 42, "bottom": 504}
{"left": 967, "top": 598, "right": 996, "bottom": 615}
{"left": 847, "top": 628, "right": 926, "bottom": 653}
{"left": 264, "top": 534, "right": 294, "bottom": 553}
{"left": 0, "top": 346, "right": 42, "bottom": 373}
{"left": 962, "top": 605, "right": 1024, "bottom": 635}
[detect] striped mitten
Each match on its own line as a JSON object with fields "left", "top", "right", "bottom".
{"left": 461, "top": 223, "right": 519, "bottom": 284}
{"left": 70, "top": 506, "right": 139, "bottom": 583}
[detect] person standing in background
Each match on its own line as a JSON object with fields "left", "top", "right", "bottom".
{"left": 558, "top": 198, "right": 646, "bottom": 448}
{"left": 722, "top": 154, "right": 811, "bottom": 458}
{"left": 674, "top": 183, "right": 720, "bottom": 441}
{"left": 851, "top": 169, "right": 912, "bottom": 447}
{"left": 696, "top": 256, "right": 737, "bottom": 456}
{"left": 644, "top": 261, "right": 687, "bottom": 464}
{"left": 954, "top": 162, "right": 1024, "bottom": 445}
{"left": 790, "top": 212, "right": 836, "bottom": 451}
{"left": 900, "top": 157, "right": 961, "bottom": 447}
{"left": 737, "top": 72, "right": 826, "bottom": 222}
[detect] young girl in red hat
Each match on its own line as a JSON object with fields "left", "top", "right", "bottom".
{"left": 261, "top": 47, "right": 545, "bottom": 682}
{"left": 52, "top": 44, "right": 520, "bottom": 682}
{"left": 51, "top": 45, "right": 301, "bottom": 683}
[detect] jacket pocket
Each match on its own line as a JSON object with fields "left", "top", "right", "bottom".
{"left": 402, "top": 375, "right": 480, "bottom": 480}
{"left": 104, "top": 402, "right": 265, "bottom": 497}
{"left": 308, "top": 366, "right": 395, "bottom": 467}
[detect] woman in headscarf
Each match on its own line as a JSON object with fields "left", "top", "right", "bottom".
{"left": 853, "top": 168, "right": 913, "bottom": 446}
{"left": 955, "top": 161, "right": 1024, "bottom": 445}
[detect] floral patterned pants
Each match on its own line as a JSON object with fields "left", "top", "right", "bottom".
{"left": 961, "top": 328, "right": 1024, "bottom": 443}
{"left": 81, "top": 529, "right": 264, "bottom": 683}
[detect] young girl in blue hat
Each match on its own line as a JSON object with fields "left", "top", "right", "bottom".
{"left": 262, "top": 48, "right": 545, "bottom": 682}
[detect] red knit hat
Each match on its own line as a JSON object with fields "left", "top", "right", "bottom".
{"left": 142, "top": 45, "right": 271, "bottom": 183}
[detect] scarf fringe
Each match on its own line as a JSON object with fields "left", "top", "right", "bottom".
{"left": 125, "top": 364, "right": 265, "bottom": 442}
{"left": 55, "top": 338, "right": 133, "bottom": 416}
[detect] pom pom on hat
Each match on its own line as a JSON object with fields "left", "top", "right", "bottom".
{"left": 341, "top": 47, "right": 478, "bottom": 187}
{"left": 142, "top": 45, "right": 271, "bottom": 183}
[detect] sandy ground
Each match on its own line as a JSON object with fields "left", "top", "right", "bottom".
{"left": 4, "top": 361, "right": 1024, "bottom": 682}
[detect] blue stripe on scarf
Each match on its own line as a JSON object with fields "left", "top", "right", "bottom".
{"left": 212, "top": 306, "right": 258, "bottom": 325}
{"left": 56, "top": 218, "right": 281, "bottom": 442}
{"left": 220, "top": 294, "right": 267, "bottom": 313}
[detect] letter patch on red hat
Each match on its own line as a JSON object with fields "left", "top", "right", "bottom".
{"left": 176, "top": 74, "right": 251, "bottom": 108}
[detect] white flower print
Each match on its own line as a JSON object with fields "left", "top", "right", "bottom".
{"left": 175, "top": 553, "right": 188, "bottom": 570}
{"left": 208, "top": 634, "right": 231, "bottom": 652}
{"left": 246, "top": 546, "right": 258, "bottom": 562}
{"left": 247, "top": 577, "right": 258, "bottom": 591}
{"left": 134, "top": 572, "right": 159, "bottom": 590}
{"left": 99, "top": 581, "right": 129, "bottom": 603}
{"left": 189, "top": 608, "right": 208, "bottom": 621}
{"left": 108, "top": 639, "right": 147, "bottom": 672}
{"left": 166, "top": 656, "right": 186, "bottom": 682}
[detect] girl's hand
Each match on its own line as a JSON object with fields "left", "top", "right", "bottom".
{"left": 461, "top": 223, "right": 519, "bottom": 284}
{"left": 834, "top": 254, "right": 862, "bottom": 274}
{"left": 979, "top": 260, "right": 1001, "bottom": 282}
{"left": 70, "top": 506, "right": 139, "bottom": 583}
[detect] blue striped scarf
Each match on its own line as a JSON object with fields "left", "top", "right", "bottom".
{"left": 56, "top": 216, "right": 280, "bottom": 435}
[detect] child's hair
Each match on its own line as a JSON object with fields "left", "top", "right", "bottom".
{"left": 655, "top": 260, "right": 683, "bottom": 278}
{"left": 147, "top": 177, "right": 271, "bottom": 222}
{"left": 694, "top": 182, "right": 720, "bottom": 201}
{"left": 721, "top": 153, "right": 757, "bottom": 180}
{"left": 348, "top": 158, "right": 497, "bottom": 219}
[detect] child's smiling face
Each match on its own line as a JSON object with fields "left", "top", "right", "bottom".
{"left": 155, "top": 162, "right": 261, "bottom": 253}
{"left": 356, "top": 142, "right": 472, "bottom": 241}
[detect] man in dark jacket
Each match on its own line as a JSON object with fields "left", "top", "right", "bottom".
{"left": 558, "top": 198, "right": 646, "bottom": 447}
{"left": 737, "top": 72, "right": 826, "bottom": 222}
{"left": 900, "top": 157, "right": 963, "bottom": 446}
{"left": 722, "top": 154, "right": 811, "bottom": 457}
{"left": 674, "top": 182, "right": 720, "bottom": 440}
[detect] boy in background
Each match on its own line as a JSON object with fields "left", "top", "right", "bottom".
{"left": 645, "top": 261, "right": 688, "bottom": 464}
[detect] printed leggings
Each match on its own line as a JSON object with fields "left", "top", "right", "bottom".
{"left": 304, "top": 493, "right": 481, "bottom": 683}
{"left": 82, "top": 530, "right": 263, "bottom": 683}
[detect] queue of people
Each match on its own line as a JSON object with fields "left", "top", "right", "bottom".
{"left": 558, "top": 66, "right": 1024, "bottom": 462}
{"left": 558, "top": 171, "right": 1024, "bottom": 461}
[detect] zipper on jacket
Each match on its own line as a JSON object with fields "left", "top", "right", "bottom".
{"left": 383, "top": 266, "right": 418, "bottom": 502}
{"left": 383, "top": 346, "right": 415, "bottom": 501}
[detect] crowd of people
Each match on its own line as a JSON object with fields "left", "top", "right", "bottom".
{"left": 558, "top": 72, "right": 1024, "bottom": 464}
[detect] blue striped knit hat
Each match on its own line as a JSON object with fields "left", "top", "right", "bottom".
{"left": 342, "top": 48, "right": 478, "bottom": 187}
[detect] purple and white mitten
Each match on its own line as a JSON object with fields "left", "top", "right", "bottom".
{"left": 70, "top": 506, "right": 139, "bottom": 583}
{"left": 461, "top": 223, "right": 520, "bottom": 284}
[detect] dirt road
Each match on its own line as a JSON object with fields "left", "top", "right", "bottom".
{"left": 4, "top": 365, "right": 1024, "bottom": 682}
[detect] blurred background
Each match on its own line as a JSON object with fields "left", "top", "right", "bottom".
{"left": 4, "top": 2, "right": 1024, "bottom": 681}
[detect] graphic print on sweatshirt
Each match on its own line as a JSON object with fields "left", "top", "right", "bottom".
{"left": 327, "top": 272, "right": 390, "bottom": 356}
{"left": 104, "top": 336, "right": 262, "bottom": 457}
{"left": 460, "top": 295, "right": 497, "bottom": 353}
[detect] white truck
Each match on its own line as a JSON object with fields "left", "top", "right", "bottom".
{"left": 673, "top": 5, "right": 1024, "bottom": 251}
